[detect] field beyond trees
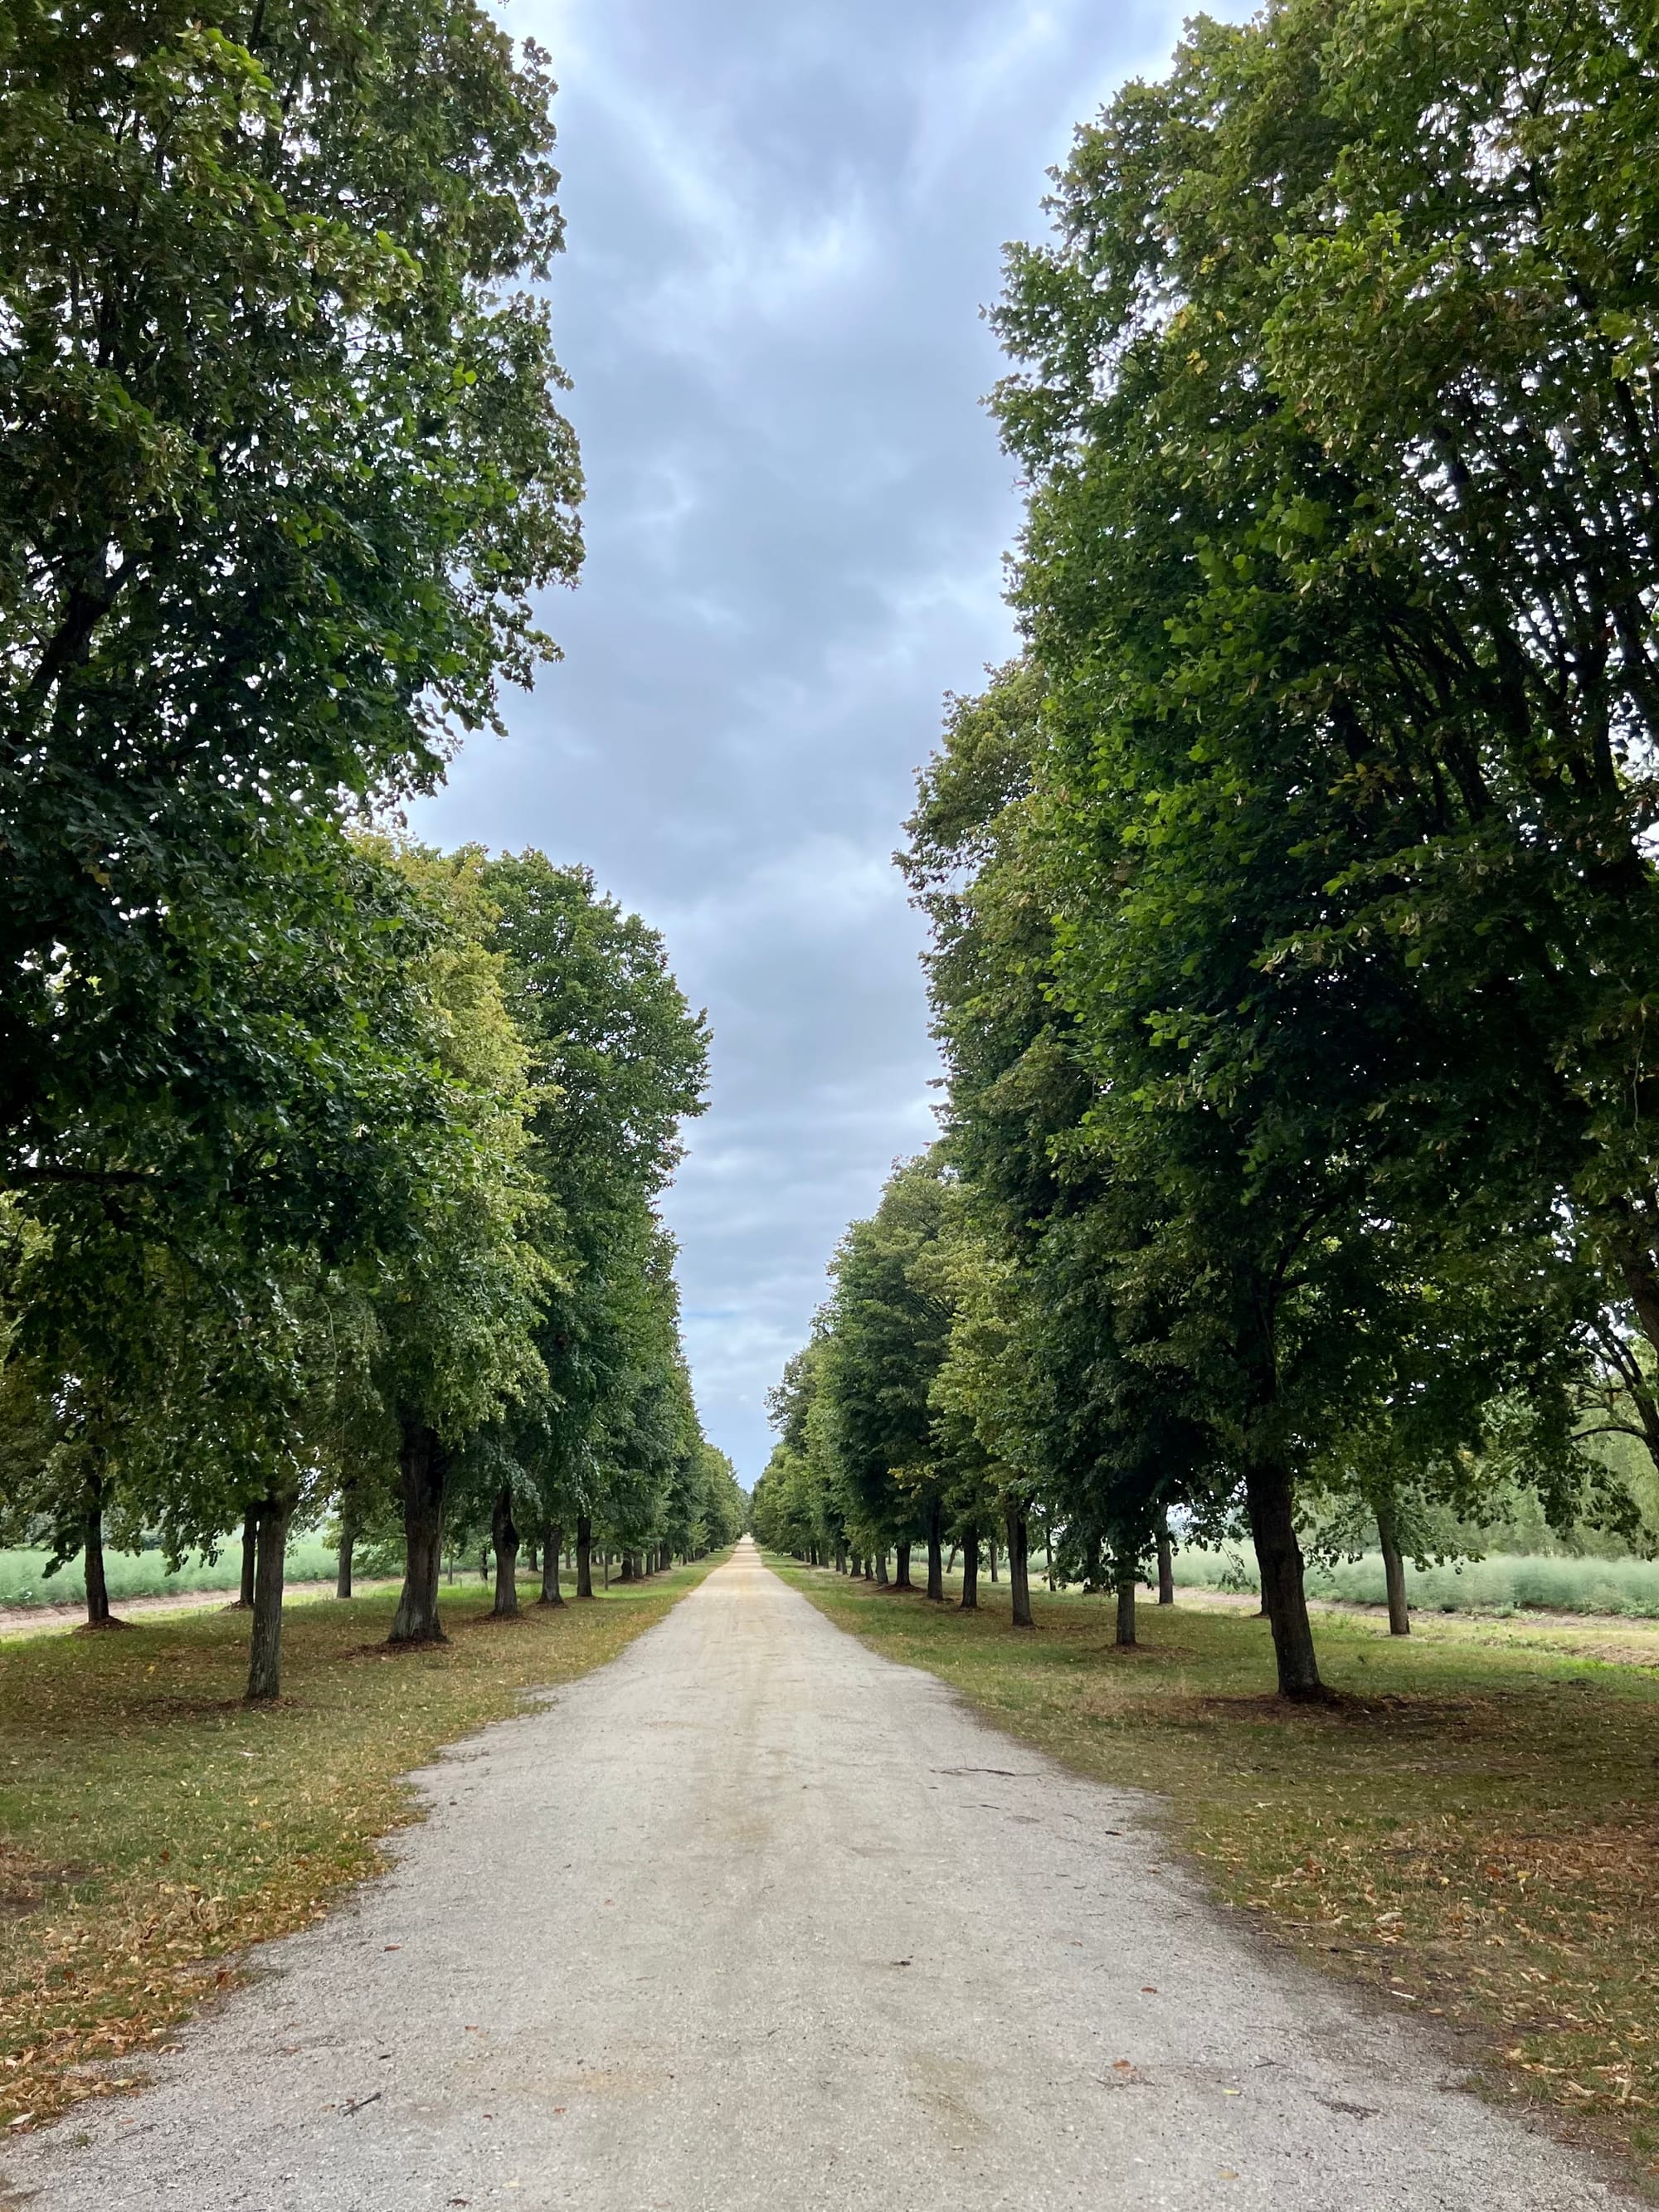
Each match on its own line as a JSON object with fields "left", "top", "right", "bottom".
{"left": 0, "top": 1563, "right": 714, "bottom": 2136}
{"left": 772, "top": 1558, "right": 1659, "bottom": 2181}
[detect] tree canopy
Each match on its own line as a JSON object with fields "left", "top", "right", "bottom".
{"left": 766, "top": 0, "right": 1659, "bottom": 1699}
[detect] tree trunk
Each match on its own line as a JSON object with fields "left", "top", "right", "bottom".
{"left": 960, "top": 1529, "right": 979, "bottom": 1612}
{"left": 834, "top": 1542, "right": 847, "bottom": 1573}
{"left": 989, "top": 1535, "right": 999, "bottom": 1583}
{"left": 389, "top": 1413, "right": 449, "bottom": 1645}
{"left": 1378, "top": 1510, "right": 1410, "bottom": 1636}
{"left": 540, "top": 1523, "right": 564, "bottom": 1605}
{"left": 618, "top": 1552, "right": 635, "bottom": 1583}
{"left": 336, "top": 1487, "right": 354, "bottom": 1600}
{"left": 1116, "top": 1570, "right": 1137, "bottom": 1649}
{"left": 894, "top": 1540, "right": 912, "bottom": 1590}
{"left": 83, "top": 1476, "right": 113, "bottom": 1626}
{"left": 492, "top": 1485, "right": 520, "bottom": 1617}
{"left": 233, "top": 1507, "right": 257, "bottom": 1609}
{"left": 1006, "top": 1503, "right": 1032, "bottom": 1629}
{"left": 1156, "top": 1520, "right": 1175, "bottom": 1607}
{"left": 925, "top": 1498, "right": 944, "bottom": 1602}
{"left": 575, "top": 1515, "right": 594, "bottom": 1599}
{"left": 246, "top": 1498, "right": 290, "bottom": 1702}
{"left": 1245, "top": 1453, "right": 1322, "bottom": 1699}
{"left": 874, "top": 1550, "right": 889, "bottom": 1587}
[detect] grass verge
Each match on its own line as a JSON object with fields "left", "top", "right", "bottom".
{"left": 0, "top": 1561, "right": 714, "bottom": 2133}
{"left": 771, "top": 1556, "right": 1659, "bottom": 2183}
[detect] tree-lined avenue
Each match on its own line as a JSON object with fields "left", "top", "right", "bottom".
{"left": 2, "top": 1542, "right": 1612, "bottom": 2210}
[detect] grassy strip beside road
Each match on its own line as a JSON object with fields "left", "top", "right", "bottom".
{"left": 772, "top": 1558, "right": 1659, "bottom": 2180}
{"left": 0, "top": 1562, "right": 714, "bottom": 2133}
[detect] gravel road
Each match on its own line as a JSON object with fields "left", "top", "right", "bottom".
{"left": 0, "top": 1538, "right": 1613, "bottom": 2210}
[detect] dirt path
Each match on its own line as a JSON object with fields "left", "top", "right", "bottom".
{"left": 0, "top": 1539, "right": 1615, "bottom": 2211}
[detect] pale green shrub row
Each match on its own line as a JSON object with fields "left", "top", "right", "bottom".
{"left": 1171, "top": 1546, "right": 1659, "bottom": 1618}
{"left": 0, "top": 1539, "right": 342, "bottom": 1609}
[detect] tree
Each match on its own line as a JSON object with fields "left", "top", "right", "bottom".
{"left": 481, "top": 852, "right": 708, "bottom": 1592}
{"left": 819, "top": 1155, "right": 956, "bottom": 1598}
{"left": 367, "top": 847, "right": 547, "bottom": 1647}
{"left": 2, "top": 0, "right": 582, "bottom": 1227}
{"left": 979, "top": 2, "right": 1659, "bottom": 1692}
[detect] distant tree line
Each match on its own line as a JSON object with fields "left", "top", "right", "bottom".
{"left": 756, "top": 0, "right": 1659, "bottom": 1696}
{"left": 0, "top": 1, "right": 742, "bottom": 1697}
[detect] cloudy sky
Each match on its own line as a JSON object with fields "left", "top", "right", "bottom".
{"left": 420, "top": 0, "right": 1223, "bottom": 1483}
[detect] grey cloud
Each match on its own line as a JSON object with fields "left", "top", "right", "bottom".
{"left": 420, "top": 0, "right": 1236, "bottom": 1478}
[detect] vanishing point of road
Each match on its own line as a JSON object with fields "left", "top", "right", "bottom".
{"left": 2, "top": 1539, "right": 1615, "bottom": 2210}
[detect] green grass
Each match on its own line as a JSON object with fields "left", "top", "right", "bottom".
{"left": 0, "top": 1539, "right": 343, "bottom": 1610}
{"left": 0, "top": 1560, "right": 717, "bottom": 2132}
{"left": 773, "top": 1555, "right": 1659, "bottom": 2183}
{"left": 1174, "top": 1544, "right": 1659, "bottom": 1617}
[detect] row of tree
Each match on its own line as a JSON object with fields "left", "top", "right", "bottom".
{"left": 758, "top": 0, "right": 1659, "bottom": 1696}
{"left": 0, "top": 2, "right": 741, "bottom": 1696}
{"left": 0, "top": 827, "right": 743, "bottom": 1698}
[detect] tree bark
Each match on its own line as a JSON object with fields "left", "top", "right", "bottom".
{"left": 925, "top": 1498, "right": 944, "bottom": 1601}
{"left": 1116, "top": 1570, "right": 1137, "bottom": 1648}
{"left": 989, "top": 1535, "right": 999, "bottom": 1583}
{"left": 894, "top": 1540, "right": 912, "bottom": 1591}
{"left": 1006, "top": 1502, "right": 1033, "bottom": 1629}
{"left": 492, "top": 1485, "right": 520, "bottom": 1617}
{"left": 540, "top": 1524, "right": 564, "bottom": 1606}
{"left": 335, "top": 1487, "right": 355, "bottom": 1600}
{"left": 389, "top": 1413, "right": 449, "bottom": 1645}
{"left": 960, "top": 1529, "right": 979, "bottom": 1612}
{"left": 1378, "top": 1510, "right": 1411, "bottom": 1636}
{"left": 246, "top": 1498, "right": 290, "bottom": 1701}
{"left": 1156, "top": 1519, "right": 1175, "bottom": 1607}
{"left": 874, "top": 1550, "right": 889, "bottom": 1587}
{"left": 834, "top": 1541, "right": 847, "bottom": 1573}
{"left": 83, "top": 1475, "right": 113, "bottom": 1626}
{"left": 575, "top": 1514, "right": 594, "bottom": 1600}
{"left": 1244, "top": 1452, "right": 1322, "bottom": 1698}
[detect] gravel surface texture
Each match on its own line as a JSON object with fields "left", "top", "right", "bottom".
{"left": 0, "top": 1539, "right": 1615, "bottom": 2210}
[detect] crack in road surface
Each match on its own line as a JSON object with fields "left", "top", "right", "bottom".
{"left": 0, "top": 1539, "right": 1614, "bottom": 2210}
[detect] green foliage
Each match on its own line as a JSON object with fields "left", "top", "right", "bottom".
{"left": 0, "top": 1539, "right": 341, "bottom": 1610}
{"left": 2, "top": 0, "right": 583, "bottom": 1214}
{"left": 786, "top": 0, "right": 1659, "bottom": 1694}
{"left": 1173, "top": 1547, "right": 1659, "bottom": 1622}
{"left": 479, "top": 849, "right": 711, "bottom": 1553}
